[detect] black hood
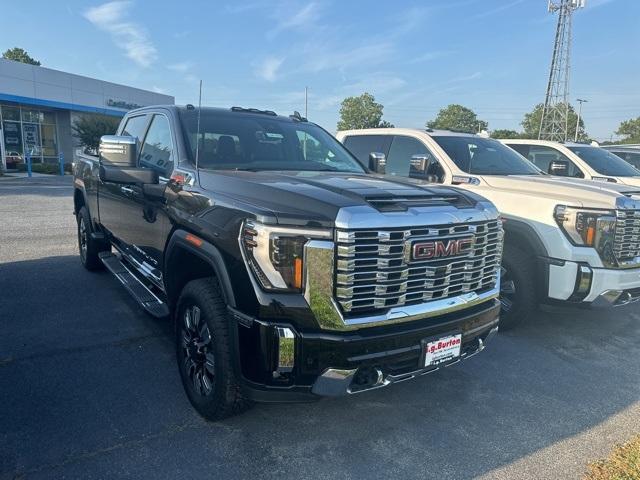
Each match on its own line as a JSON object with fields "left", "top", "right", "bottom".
{"left": 198, "top": 170, "right": 485, "bottom": 227}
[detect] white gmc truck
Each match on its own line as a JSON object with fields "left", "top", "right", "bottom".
{"left": 501, "top": 139, "right": 640, "bottom": 187}
{"left": 336, "top": 128, "right": 640, "bottom": 328}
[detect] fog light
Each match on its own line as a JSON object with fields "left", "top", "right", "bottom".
{"left": 276, "top": 327, "right": 295, "bottom": 373}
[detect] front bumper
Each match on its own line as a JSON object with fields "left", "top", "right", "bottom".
{"left": 312, "top": 325, "right": 498, "bottom": 396}
{"left": 233, "top": 299, "right": 500, "bottom": 402}
{"left": 546, "top": 258, "right": 640, "bottom": 306}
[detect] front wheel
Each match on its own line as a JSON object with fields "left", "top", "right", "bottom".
{"left": 175, "top": 278, "right": 251, "bottom": 421}
{"left": 499, "top": 245, "right": 537, "bottom": 330}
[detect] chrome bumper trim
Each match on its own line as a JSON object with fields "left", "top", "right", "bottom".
{"left": 276, "top": 327, "right": 295, "bottom": 373}
{"left": 310, "top": 368, "right": 357, "bottom": 396}
{"left": 592, "top": 288, "right": 640, "bottom": 307}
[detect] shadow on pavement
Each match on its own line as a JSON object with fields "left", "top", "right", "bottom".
{"left": 1, "top": 254, "right": 639, "bottom": 479}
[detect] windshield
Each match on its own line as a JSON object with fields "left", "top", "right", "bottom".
{"left": 568, "top": 146, "right": 640, "bottom": 177}
{"left": 179, "top": 110, "right": 365, "bottom": 173}
{"left": 433, "top": 136, "right": 542, "bottom": 176}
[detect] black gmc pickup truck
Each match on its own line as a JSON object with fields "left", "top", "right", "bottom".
{"left": 73, "top": 105, "right": 503, "bottom": 420}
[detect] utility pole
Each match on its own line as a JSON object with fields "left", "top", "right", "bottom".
{"left": 575, "top": 98, "right": 587, "bottom": 141}
{"left": 539, "top": 0, "right": 585, "bottom": 142}
{"left": 304, "top": 86, "right": 308, "bottom": 119}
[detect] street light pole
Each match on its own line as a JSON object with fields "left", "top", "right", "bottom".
{"left": 575, "top": 98, "right": 587, "bottom": 142}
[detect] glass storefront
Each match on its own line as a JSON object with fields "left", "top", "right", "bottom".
{"left": 1, "top": 104, "right": 58, "bottom": 169}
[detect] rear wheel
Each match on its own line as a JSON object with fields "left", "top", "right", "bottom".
{"left": 175, "top": 278, "right": 251, "bottom": 421}
{"left": 499, "top": 245, "right": 537, "bottom": 330}
{"left": 76, "top": 206, "right": 108, "bottom": 271}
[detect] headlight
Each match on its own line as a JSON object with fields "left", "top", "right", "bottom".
{"left": 554, "top": 205, "right": 617, "bottom": 265}
{"left": 240, "top": 220, "right": 331, "bottom": 292}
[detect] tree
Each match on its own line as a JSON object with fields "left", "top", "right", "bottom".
{"left": 72, "top": 114, "right": 120, "bottom": 152}
{"left": 490, "top": 129, "right": 523, "bottom": 139}
{"left": 521, "top": 103, "right": 587, "bottom": 141}
{"left": 616, "top": 117, "right": 640, "bottom": 144}
{"left": 2, "top": 47, "right": 40, "bottom": 65}
{"left": 426, "top": 104, "right": 487, "bottom": 133}
{"left": 337, "top": 92, "right": 394, "bottom": 130}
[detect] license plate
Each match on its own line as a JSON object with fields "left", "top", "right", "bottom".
{"left": 424, "top": 334, "right": 462, "bottom": 367}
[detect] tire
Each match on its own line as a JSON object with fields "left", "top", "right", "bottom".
{"left": 499, "top": 244, "right": 537, "bottom": 330}
{"left": 76, "top": 206, "right": 108, "bottom": 271}
{"left": 175, "top": 278, "right": 251, "bottom": 421}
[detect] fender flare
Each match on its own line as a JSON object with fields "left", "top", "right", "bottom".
{"left": 164, "top": 230, "right": 236, "bottom": 308}
{"left": 502, "top": 218, "right": 549, "bottom": 258}
{"left": 72, "top": 184, "right": 88, "bottom": 216}
{"left": 502, "top": 218, "right": 551, "bottom": 300}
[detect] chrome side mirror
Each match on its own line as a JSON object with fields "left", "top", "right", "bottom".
{"left": 99, "top": 135, "right": 137, "bottom": 167}
{"left": 548, "top": 160, "right": 569, "bottom": 176}
{"left": 410, "top": 154, "right": 429, "bottom": 173}
{"left": 369, "top": 152, "right": 386, "bottom": 174}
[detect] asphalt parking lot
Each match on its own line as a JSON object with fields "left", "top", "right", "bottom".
{"left": 1, "top": 176, "right": 639, "bottom": 480}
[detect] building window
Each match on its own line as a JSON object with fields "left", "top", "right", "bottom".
{"left": 0, "top": 105, "right": 58, "bottom": 168}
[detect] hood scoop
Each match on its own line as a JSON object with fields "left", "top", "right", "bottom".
{"left": 365, "top": 193, "right": 470, "bottom": 212}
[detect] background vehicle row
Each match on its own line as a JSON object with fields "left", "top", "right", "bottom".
{"left": 336, "top": 128, "right": 640, "bottom": 328}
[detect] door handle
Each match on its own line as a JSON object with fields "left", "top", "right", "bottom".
{"left": 120, "top": 186, "right": 134, "bottom": 195}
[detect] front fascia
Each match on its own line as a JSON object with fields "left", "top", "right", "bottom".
{"left": 417, "top": 135, "right": 636, "bottom": 269}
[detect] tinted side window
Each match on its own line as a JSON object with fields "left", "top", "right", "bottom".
{"left": 387, "top": 135, "right": 444, "bottom": 182}
{"left": 343, "top": 135, "right": 391, "bottom": 164}
{"left": 526, "top": 145, "right": 583, "bottom": 177}
{"left": 625, "top": 152, "right": 640, "bottom": 169}
{"left": 121, "top": 115, "right": 149, "bottom": 153}
{"left": 610, "top": 151, "right": 640, "bottom": 169}
{"left": 507, "top": 144, "right": 530, "bottom": 158}
{"left": 139, "top": 115, "right": 174, "bottom": 176}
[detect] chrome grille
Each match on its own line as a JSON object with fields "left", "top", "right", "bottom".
{"left": 335, "top": 220, "right": 503, "bottom": 314}
{"left": 615, "top": 210, "right": 640, "bottom": 263}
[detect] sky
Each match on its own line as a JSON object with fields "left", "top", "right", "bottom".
{"left": 3, "top": 0, "right": 639, "bottom": 140}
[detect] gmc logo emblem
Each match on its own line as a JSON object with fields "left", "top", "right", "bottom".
{"left": 412, "top": 237, "right": 474, "bottom": 260}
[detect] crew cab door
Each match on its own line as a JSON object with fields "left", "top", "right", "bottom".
{"left": 99, "top": 113, "right": 175, "bottom": 281}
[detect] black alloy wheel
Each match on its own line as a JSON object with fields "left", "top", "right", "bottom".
{"left": 179, "top": 304, "right": 216, "bottom": 397}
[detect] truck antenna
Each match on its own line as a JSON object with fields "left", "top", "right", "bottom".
{"left": 195, "top": 79, "right": 203, "bottom": 184}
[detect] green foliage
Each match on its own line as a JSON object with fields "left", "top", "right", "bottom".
{"left": 426, "top": 104, "right": 488, "bottom": 134}
{"left": 72, "top": 114, "right": 121, "bottom": 152}
{"left": 16, "top": 162, "right": 70, "bottom": 174}
{"left": 490, "top": 129, "right": 524, "bottom": 139}
{"left": 2, "top": 47, "right": 40, "bottom": 65}
{"left": 337, "top": 92, "right": 394, "bottom": 130}
{"left": 615, "top": 117, "right": 640, "bottom": 144}
{"left": 521, "top": 103, "right": 587, "bottom": 141}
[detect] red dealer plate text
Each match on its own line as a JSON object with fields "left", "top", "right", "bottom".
{"left": 424, "top": 334, "right": 462, "bottom": 367}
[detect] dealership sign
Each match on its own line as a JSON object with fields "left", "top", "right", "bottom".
{"left": 106, "top": 99, "right": 143, "bottom": 110}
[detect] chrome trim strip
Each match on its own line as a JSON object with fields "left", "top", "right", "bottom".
{"left": 343, "top": 286, "right": 499, "bottom": 328}
{"left": 334, "top": 204, "right": 499, "bottom": 230}
{"left": 276, "top": 327, "right": 295, "bottom": 373}
{"left": 113, "top": 245, "right": 164, "bottom": 291}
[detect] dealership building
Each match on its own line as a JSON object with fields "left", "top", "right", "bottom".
{"left": 0, "top": 58, "right": 174, "bottom": 171}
